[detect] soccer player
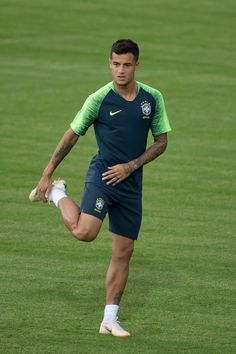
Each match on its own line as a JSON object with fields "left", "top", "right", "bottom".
{"left": 29, "top": 39, "right": 171, "bottom": 338}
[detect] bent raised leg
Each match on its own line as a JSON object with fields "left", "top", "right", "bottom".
{"left": 58, "top": 197, "right": 102, "bottom": 242}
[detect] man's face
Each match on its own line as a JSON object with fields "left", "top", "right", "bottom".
{"left": 109, "top": 52, "right": 139, "bottom": 86}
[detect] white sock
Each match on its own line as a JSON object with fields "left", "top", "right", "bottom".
{"left": 48, "top": 188, "right": 67, "bottom": 207}
{"left": 102, "top": 304, "right": 119, "bottom": 324}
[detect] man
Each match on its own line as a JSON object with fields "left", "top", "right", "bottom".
{"left": 29, "top": 39, "right": 171, "bottom": 338}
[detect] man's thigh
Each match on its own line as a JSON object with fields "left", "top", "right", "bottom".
{"left": 80, "top": 182, "right": 109, "bottom": 220}
{"left": 76, "top": 182, "right": 109, "bottom": 240}
{"left": 108, "top": 195, "right": 142, "bottom": 240}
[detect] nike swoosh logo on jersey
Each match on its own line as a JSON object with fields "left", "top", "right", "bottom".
{"left": 109, "top": 110, "right": 122, "bottom": 116}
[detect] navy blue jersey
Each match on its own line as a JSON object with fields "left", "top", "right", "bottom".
{"left": 70, "top": 81, "right": 171, "bottom": 196}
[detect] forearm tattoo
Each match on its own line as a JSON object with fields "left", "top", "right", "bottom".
{"left": 51, "top": 140, "right": 74, "bottom": 168}
{"left": 129, "top": 134, "right": 167, "bottom": 172}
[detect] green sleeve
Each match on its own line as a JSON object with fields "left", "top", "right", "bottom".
{"left": 70, "top": 93, "right": 100, "bottom": 136}
{"left": 70, "top": 82, "right": 113, "bottom": 136}
{"left": 151, "top": 90, "right": 171, "bottom": 137}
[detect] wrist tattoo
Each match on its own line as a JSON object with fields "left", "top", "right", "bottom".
{"left": 125, "top": 162, "right": 133, "bottom": 174}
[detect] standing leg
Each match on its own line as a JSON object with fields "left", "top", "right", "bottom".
{"left": 99, "top": 234, "right": 134, "bottom": 337}
{"left": 106, "top": 234, "right": 134, "bottom": 305}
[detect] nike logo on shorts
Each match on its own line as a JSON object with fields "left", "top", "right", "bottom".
{"left": 109, "top": 110, "right": 122, "bottom": 116}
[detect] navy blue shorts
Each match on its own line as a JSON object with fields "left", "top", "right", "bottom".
{"left": 80, "top": 183, "right": 142, "bottom": 240}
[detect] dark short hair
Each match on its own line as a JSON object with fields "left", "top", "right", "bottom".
{"left": 110, "top": 39, "right": 139, "bottom": 61}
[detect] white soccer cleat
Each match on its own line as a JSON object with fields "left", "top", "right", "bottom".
{"left": 29, "top": 187, "right": 42, "bottom": 202}
{"left": 99, "top": 321, "right": 131, "bottom": 338}
{"left": 51, "top": 179, "right": 67, "bottom": 192}
{"left": 29, "top": 179, "right": 67, "bottom": 202}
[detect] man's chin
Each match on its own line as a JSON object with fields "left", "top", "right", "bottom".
{"left": 115, "top": 80, "right": 129, "bottom": 87}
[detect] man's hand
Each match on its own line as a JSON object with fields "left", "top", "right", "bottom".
{"left": 36, "top": 175, "right": 52, "bottom": 202}
{"left": 101, "top": 134, "right": 168, "bottom": 187}
{"left": 102, "top": 163, "right": 133, "bottom": 186}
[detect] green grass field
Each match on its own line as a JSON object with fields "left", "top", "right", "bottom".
{"left": 1, "top": 0, "right": 235, "bottom": 353}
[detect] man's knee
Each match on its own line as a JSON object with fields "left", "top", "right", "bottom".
{"left": 72, "top": 226, "right": 98, "bottom": 242}
{"left": 70, "top": 214, "right": 102, "bottom": 242}
{"left": 70, "top": 212, "right": 102, "bottom": 242}
{"left": 112, "top": 239, "right": 134, "bottom": 262}
{"left": 125, "top": 243, "right": 134, "bottom": 260}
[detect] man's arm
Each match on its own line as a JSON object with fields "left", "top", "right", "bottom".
{"left": 36, "top": 128, "right": 79, "bottom": 201}
{"left": 102, "top": 133, "right": 168, "bottom": 186}
{"left": 129, "top": 133, "right": 168, "bottom": 172}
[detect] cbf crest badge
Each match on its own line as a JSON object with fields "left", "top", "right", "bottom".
{"left": 95, "top": 198, "right": 104, "bottom": 213}
{"left": 141, "top": 101, "right": 151, "bottom": 119}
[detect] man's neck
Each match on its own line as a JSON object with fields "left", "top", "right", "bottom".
{"left": 113, "top": 81, "right": 137, "bottom": 101}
